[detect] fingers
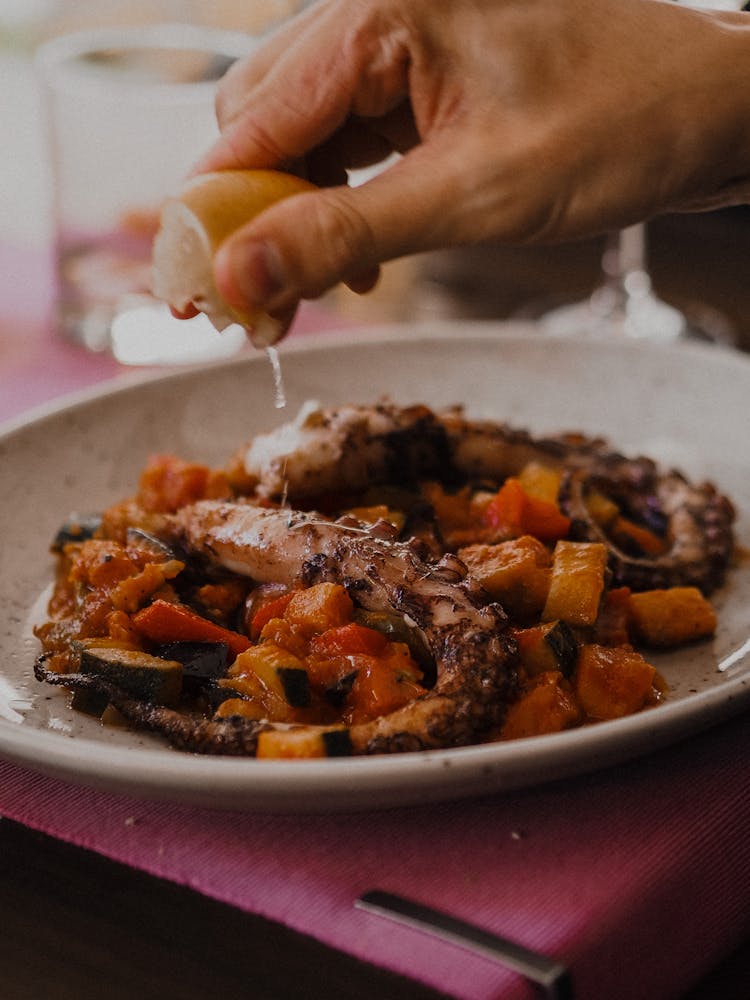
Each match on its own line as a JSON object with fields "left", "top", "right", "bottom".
{"left": 195, "top": 2, "right": 411, "bottom": 174}
{"left": 211, "top": 139, "right": 471, "bottom": 320}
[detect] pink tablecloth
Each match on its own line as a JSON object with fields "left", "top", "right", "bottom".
{"left": 1, "top": 243, "right": 749, "bottom": 1000}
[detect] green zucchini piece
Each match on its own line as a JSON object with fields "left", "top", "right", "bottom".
{"left": 322, "top": 728, "right": 353, "bottom": 757}
{"left": 277, "top": 667, "right": 311, "bottom": 708}
{"left": 70, "top": 686, "right": 110, "bottom": 718}
{"left": 354, "top": 610, "right": 433, "bottom": 673}
{"left": 78, "top": 644, "right": 183, "bottom": 705}
{"left": 52, "top": 514, "right": 102, "bottom": 551}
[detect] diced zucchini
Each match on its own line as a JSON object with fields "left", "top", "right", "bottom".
{"left": 52, "top": 514, "right": 102, "bottom": 551}
{"left": 513, "top": 620, "right": 578, "bottom": 678}
{"left": 324, "top": 670, "right": 358, "bottom": 708}
{"left": 70, "top": 686, "right": 110, "bottom": 718}
{"left": 230, "top": 643, "right": 311, "bottom": 710}
{"left": 155, "top": 641, "right": 230, "bottom": 680}
{"left": 78, "top": 643, "right": 183, "bottom": 705}
{"left": 256, "top": 725, "right": 353, "bottom": 758}
{"left": 277, "top": 667, "right": 312, "bottom": 708}
{"left": 353, "top": 610, "right": 433, "bottom": 673}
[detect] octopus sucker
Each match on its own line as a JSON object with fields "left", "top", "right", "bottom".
{"left": 237, "top": 402, "right": 734, "bottom": 594}
{"left": 171, "top": 501, "right": 517, "bottom": 754}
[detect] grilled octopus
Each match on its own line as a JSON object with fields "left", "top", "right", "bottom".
{"left": 37, "top": 503, "right": 517, "bottom": 755}
{"left": 35, "top": 401, "right": 735, "bottom": 758}
{"left": 235, "top": 401, "right": 735, "bottom": 595}
{"left": 171, "top": 502, "right": 516, "bottom": 754}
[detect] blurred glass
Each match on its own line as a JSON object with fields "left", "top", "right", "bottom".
{"left": 34, "top": 4, "right": 310, "bottom": 365}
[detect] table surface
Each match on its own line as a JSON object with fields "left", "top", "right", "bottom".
{"left": 2, "top": 27, "right": 750, "bottom": 1000}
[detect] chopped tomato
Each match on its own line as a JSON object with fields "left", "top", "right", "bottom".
{"left": 309, "top": 622, "right": 388, "bottom": 657}
{"left": 250, "top": 592, "right": 295, "bottom": 640}
{"left": 133, "top": 599, "right": 250, "bottom": 656}
{"left": 484, "top": 478, "right": 570, "bottom": 543}
{"left": 137, "top": 454, "right": 229, "bottom": 513}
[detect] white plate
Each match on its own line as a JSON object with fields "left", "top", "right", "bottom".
{"left": 1, "top": 322, "right": 749, "bottom": 812}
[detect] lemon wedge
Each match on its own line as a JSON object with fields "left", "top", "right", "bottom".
{"left": 151, "top": 169, "right": 314, "bottom": 347}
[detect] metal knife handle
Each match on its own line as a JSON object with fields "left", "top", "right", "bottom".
{"left": 356, "top": 890, "right": 573, "bottom": 1000}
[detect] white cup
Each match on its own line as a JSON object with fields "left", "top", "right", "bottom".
{"left": 36, "top": 23, "right": 257, "bottom": 364}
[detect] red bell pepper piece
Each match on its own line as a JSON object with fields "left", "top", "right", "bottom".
{"left": 133, "top": 599, "right": 250, "bottom": 656}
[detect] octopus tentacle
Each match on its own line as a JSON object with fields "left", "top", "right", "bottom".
{"left": 34, "top": 656, "right": 266, "bottom": 755}
{"left": 172, "top": 501, "right": 517, "bottom": 754}
{"left": 235, "top": 402, "right": 734, "bottom": 594}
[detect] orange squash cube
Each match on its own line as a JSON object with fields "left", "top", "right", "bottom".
{"left": 500, "top": 671, "right": 581, "bottom": 740}
{"left": 628, "top": 587, "right": 717, "bottom": 647}
{"left": 459, "top": 536, "right": 552, "bottom": 620}
{"left": 574, "top": 643, "right": 657, "bottom": 720}
{"left": 284, "top": 582, "right": 353, "bottom": 634}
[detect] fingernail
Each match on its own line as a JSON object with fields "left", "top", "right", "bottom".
{"left": 215, "top": 239, "right": 286, "bottom": 312}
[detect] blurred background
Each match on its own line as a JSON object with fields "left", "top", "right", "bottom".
{"left": 2, "top": 0, "right": 750, "bottom": 349}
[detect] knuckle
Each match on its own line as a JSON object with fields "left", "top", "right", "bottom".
{"left": 293, "top": 190, "right": 377, "bottom": 293}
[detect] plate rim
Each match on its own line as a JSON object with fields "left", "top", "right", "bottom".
{"left": 2, "top": 321, "right": 749, "bottom": 811}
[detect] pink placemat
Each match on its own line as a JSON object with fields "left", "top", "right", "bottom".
{"left": 2, "top": 242, "right": 749, "bottom": 999}
{"left": 1, "top": 714, "right": 748, "bottom": 1000}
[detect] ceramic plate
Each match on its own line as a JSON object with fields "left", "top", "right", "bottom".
{"left": 1, "top": 323, "right": 749, "bottom": 811}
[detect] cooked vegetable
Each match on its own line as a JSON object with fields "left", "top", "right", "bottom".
{"left": 132, "top": 599, "right": 251, "bottom": 656}
{"left": 51, "top": 514, "right": 102, "bottom": 552}
{"left": 155, "top": 641, "right": 231, "bottom": 690}
{"left": 249, "top": 591, "right": 295, "bottom": 639}
{"left": 34, "top": 404, "right": 732, "bottom": 759}
{"left": 353, "top": 609, "right": 433, "bottom": 674}
{"left": 542, "top": 541, "right": 608, "bottom": 627}
{"left": 256, "top": 726, "right": 353, "bottom": 758}
{"left": 284, "top": 582, "right": 354, "bottom": 633}
{"left": 500, "top": 671, "right": 581, "bottom": 739}
{"left": 628, "top": 587, "right": 717, "bottom": 647}
{"left": 483, "top": 477, "right": 571, "bottom": 543}
{"left": 228, "top": 642, "right": 310, "bottom": 716}
{"left": 512, "top": 620, "right": 578, "bottom": 678}
{"left": 77, "top": 642, "right": 183, "bottom": 706}
{"left": 458, "top": 535, "right": 552, "bottom": 621}
{"left": 574, "top": 644, "right": 658, "bottom": 720}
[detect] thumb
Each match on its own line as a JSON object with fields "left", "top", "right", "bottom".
{"left": 212, "top": 146, "right": 469, "bottom": 319}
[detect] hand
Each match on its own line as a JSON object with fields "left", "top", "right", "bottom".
{"left": 197, "top": 0, "right": 750, "bottom": 337}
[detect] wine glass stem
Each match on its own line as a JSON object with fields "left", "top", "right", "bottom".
{"left": 601, "top": 223, "right": 651, "bottom": 307}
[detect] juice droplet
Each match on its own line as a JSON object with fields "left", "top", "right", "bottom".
{"left": 265, "top": 345, "right": 286, "bottom": 410}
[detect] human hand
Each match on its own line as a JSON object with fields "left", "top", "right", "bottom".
{"left": 196, "top": 0, "right": 750, "bottom": 337}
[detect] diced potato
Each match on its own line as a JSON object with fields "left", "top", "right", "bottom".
{"left": 227, "top": 643, "right": 310, "bottom": 719}
{"left": 284, "top": 582, "right": 353, "bottom": 634}
{"left": 459, "top": 536, "right": 552, "bottom": 621}
{"left": 574, "top": 644, "right": 657, "bottom": 720}
{"left": 628, "top": 587, "right": 717, "bottom": 647}
{"left": 542, "top": 541, "right": 608, "bottom": 627}
{"left": 518, "top": 462, "right": 563, "bottom": 504}
{"left": 500, "top": 671, "right": 581, "bottom": 739}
